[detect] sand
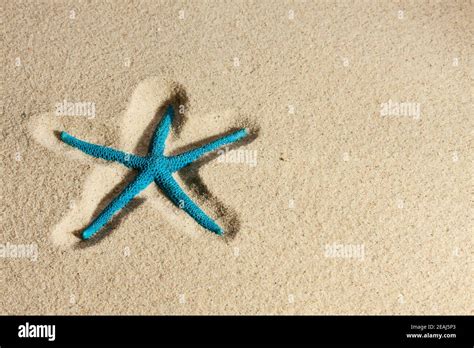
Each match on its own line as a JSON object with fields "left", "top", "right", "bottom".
{"left": 1, "top": 0, "right": 472, "bottom": 314}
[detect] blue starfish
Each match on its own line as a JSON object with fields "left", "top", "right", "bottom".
{"left": 60, "top": 105, "right": 248, "bottom": 240}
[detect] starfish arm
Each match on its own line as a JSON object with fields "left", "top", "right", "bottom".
{"left": 149, "top": 105, "right": 174, "bottom": 155}
{"left": 155, "top": 174, "right": 223, "bottom": 235}
{"left": 168, "top": 128, "right": 248, "bottom": 172}
{"left": 60, "top": 131, "right": 146, "bottom": 169}
{"left": 82, "top": 170, "right": 155, "bottom": 239}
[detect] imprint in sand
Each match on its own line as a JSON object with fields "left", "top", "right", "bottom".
{"left": 28, "top": 78, "right": 251, "bottom": 248}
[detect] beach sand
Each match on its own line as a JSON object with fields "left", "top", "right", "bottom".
{"left": 1, "top": 0, "right": 472, "bottom": 314}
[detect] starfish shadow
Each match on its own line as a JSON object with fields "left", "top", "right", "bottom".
{"left": 173, "top": 127, "right": 259, "bottom": 241}
{"left": 71, "top": 169, "right": 145, "bottom": 249}
{"left": 73, "top": 197, "right": 146, "bottom": 249}
{"left": 133, "top": 85, "right": 189, "bottom": 157}
{"left": 128, "top": 87, "right": 258, "bottom": 242}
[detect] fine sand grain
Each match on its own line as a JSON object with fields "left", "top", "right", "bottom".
{"left": 1, "top": 0, "right": 472, "bottom": 314}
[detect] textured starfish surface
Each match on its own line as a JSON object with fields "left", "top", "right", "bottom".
{"left": 60, "top": 105, "right": 248, "bottom": 240}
